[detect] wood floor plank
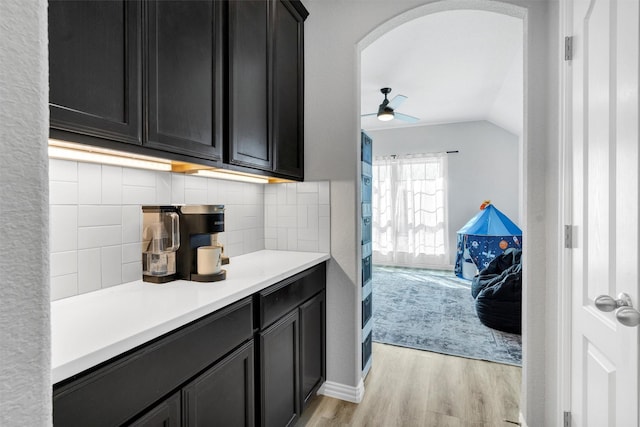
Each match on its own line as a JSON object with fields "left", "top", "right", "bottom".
{"left": 297, "top": 343, "right": 522, "bottom": 427}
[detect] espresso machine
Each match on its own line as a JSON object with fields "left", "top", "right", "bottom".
{"left": 141, "top": 206, "right": 180, "bottom": 283}
{"left": 176, "top": 205, "right": 228, "bottom": 282}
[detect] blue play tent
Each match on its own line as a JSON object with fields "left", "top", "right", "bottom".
{"left": 454, "top": 202, "right": 522, "bottom": 279}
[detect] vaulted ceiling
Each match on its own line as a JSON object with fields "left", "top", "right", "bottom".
{"left": 360, "top": 9, "right": 523, "bottom": 137}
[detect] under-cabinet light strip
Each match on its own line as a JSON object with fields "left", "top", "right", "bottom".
{"left": 192, "top": 169, "right": 269, "bottom": 184}
{"left": 48, "top": 143, "right": 172, "bottom": 172}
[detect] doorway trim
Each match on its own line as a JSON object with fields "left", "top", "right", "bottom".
{"left": 356, "top": 0, "right": 531, "bottom": 423}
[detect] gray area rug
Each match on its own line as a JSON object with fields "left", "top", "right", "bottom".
{"left": 372, "top": 265, "right": 522, "bottom": 366}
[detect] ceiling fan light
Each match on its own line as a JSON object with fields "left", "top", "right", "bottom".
{"left": 377, "top": 110, "right": 394, "bottom": 121}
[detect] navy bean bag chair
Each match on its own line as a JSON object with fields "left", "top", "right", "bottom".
{"left": 471, "top": 248, "right": 522, "bottom": 334}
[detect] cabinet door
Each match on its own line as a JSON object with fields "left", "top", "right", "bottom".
{"left": 272, "top": 0, "right": 305, "bottom": 180}
{"left": 227, "top": 0, "right": 272, "bottom": 171}
{"left": 183, "top": 341, "right": 255, "bottom": 427}
{"left": 146, "top": 0, "right": 223, "bottom": 161}
{"left": 129, "top": 392, "right": 180, "bottom": 427}
{"left": 48, "top": 0, "right": 141, "bottom": 145}
{"left": 299, "top": 291, "right": 325, "bottom": 409}
{"left": 259, "top": 310, "right": 299, "bottom": 427}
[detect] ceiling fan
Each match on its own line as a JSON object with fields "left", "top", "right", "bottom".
{"left": 361, "top": 87, "right": 419, "bottom": 123}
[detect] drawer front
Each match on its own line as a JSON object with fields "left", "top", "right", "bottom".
{"left": 258, "top": 262, "right": 326, "bottom": 330}
{"left": 54, "top": 297, "right": 253, "bottom": 427}
{"left": 362, "top": 292, "right": 372, "bottom": 327}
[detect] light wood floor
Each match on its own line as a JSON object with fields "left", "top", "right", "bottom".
{"left": 297, "top": 343, "right": 521, "bottom": 427}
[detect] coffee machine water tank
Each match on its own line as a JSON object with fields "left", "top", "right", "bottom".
{"left": 141, "top": 206, "right": 180, "bottom": 283}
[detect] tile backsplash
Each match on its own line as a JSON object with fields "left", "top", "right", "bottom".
{"left": 49, "top": 159, "right": 330, "bottom": 301}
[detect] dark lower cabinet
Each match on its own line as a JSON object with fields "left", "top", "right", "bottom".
{"left": 53, "top": 263, "right": 326, "bottom": 427}
{"left": 129, "top": 392, "right": 181, "bottom": 427}
{"left": 259, "top": 310, "right": 300, "bottom": 427}
{"left": 299, "top": 291, "right": 325, "bottom": 409}
{"left": 183, "top": 341, "right": 255, "bottom": 427}
{"left": 257, "top": 264, "right": 326, "bottom": 427}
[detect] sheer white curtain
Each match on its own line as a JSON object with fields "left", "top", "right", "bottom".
{"left": 372, "top": 153, "right": 448, "bottom": 268}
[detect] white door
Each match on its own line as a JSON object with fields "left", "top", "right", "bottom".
{"left": 569, "top": 0, "right": 639, "bottom": 425}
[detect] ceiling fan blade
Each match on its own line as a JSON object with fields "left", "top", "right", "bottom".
{"left": 387, "top": 94, "right": 407, "bottom": 110}
{"left": 395, "top": 112, "right": 419, "bottom": 123}
{"left": 361, "top": 113, "right": 378, "bottom": 118}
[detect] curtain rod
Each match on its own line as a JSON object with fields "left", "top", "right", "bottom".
{"left": 387, "top": 151, "right": 459, "bottom": 158}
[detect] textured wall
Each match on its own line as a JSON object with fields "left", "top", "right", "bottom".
{"left": 304, "top": 0, "right": 555, "bottom": 424}
{"left": 0, "top": 0, "right": 51, "bottom": 425}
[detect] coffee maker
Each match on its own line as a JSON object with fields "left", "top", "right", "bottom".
{"left": 176, "top": 205, "right": 227, "bottom": 282}
{"left": 141, "top": 206, "right": 180, "bottom": 283}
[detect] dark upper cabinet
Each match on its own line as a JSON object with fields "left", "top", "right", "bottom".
{"left": 227, "top": 0, "right": 272, "bottom": 171}
{"left": 146, "top": 0, "right": 223, "bottom": 162}
{"left": 272, "top": 0, "right": 306, "bottom": 179}
{"left": 228, "top": 0, "right": 308, "bottom": 180}
{"left": 48, "top": 0, "right": 142, "bottom": 145}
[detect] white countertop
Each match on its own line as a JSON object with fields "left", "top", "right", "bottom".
{"left": 51, "top": 250, "right": 330, "bottom": 384}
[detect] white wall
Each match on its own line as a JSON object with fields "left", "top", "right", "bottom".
{"left": 304, "top": 0, "right": 556, "bottom": 424}
{"left": 367, "top": 120, "right": 521, "bottom": 265}
{"left": 49, "top": 158, "right": 330, "bottom": 301}
{"left": 0, "top": 0, "right": 51, "bottom": 425}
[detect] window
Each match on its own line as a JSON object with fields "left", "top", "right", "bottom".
{"left": 372, "top": 153, "right": 448, "bottom": 268}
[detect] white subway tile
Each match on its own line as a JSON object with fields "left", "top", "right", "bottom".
{"left": 277, "top": 228, "right": 288, "bottom": 250}
{"left": 296, "top": 181, "right": 318, "bottom": 193}
{"left": 266, "top": 205, "right": 277, "bottom": 228}
{"left": 78, "top": 162, "right": 102, "bottom": 204}
{"left": 298, "top": 240, "right": 319, "bottom": 252}
{"left": 297, "top": 206, "right": 308, "bottom": 228}
{"left": 122, "top": 262, "right": 141, "bottom": 283}
{"left": 122, "top": 242, "right": 141, "bottom": 264}
{"left": 123, "top": 167, "right": 156, "bottom": 187}
{"left": 319, "top": 217, "right": 330, "bottom": 252}
{"left": 297, "top": 192, "right": 318, "bottom": 205}
{"left": 102, "top": 165, "right": 123, "bottom": 204}
{"left": 298, "top": 227, "right": 318, "bottom": 242}
{"left": 286, "top": 184, "right": 297, "bottom": 205}
{"left": 50, "top": 206, "right": 77, "bottom": 252}
{"left": 101, "top": 246, "right": 122, "bottom": 288}
{"left": 318, "top": 181, "right": 330, "bottom": 204}
{"left": 265, "top": 238, "right": 277, "bottom": 249}
{"left": 207, "top": 178, "right": 220, "bottom": 203}
{"left": 78, "top": 205, "right": 122, "bottom": 227}
{"left": 265, "top": 227, "right": 277, "bottom": 239}
{"left": 185, "top": 175, "right": 208, "bottom": 190}
{"left": 287, "top": 228, "right": 298, "bottom": 250}
{"left": 156, "top": 171, "right": 172, "bottom": 205}
{"left": 78, "top": 225, "right": 122, "bottom": 249}
{"left": 171, "top": 173, "right": 185, "bottom": 204}
{"left": 265, "top": 192, "right": 277, "bottom": 206}
{"left": 276, "top": 184, "right": 287, "bottom": 205}
{"left": 50, "top": 181, "right": 78, "bottom": 205}
{"left": 306, "top": 205, "right": 319, "bottom": 231}
{"left": 78, "top": 248, "right": 101, "bottom": 294}
{"left": 50, "top": 251, "right": 78, "bottom": 277}
{"left": 123, "top": 185, "right": 157, "bottom": 205}
{"left": 185, "top": 188, "right": 208, "bottom": 204}
{"left": 122, "top": 205, "right": 141, "bottom": 244}
{"left": 49, "top": 159, "right": 78, "bottom": 182}
{"left": 51, "top": 274, "right": 78, "bottom": 301}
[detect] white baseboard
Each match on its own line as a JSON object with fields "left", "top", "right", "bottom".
{"left": 317, "top": 379, "right": 365, "bottom": 403}
{"left": 519, "top": 412, "right": 528, "bottom": 427}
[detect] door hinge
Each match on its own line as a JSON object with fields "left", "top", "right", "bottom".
{"left": 565, "top": 36, "right": 573, "bottom": 61}
{"left": 564, "top": 411, "right": 572, "bottom": 427}
{"left": 564, "top": 225, "right": 574, "bottom": 249}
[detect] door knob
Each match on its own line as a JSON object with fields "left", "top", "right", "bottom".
{"left": 615, "top": 306, "right": 640, "bottom": 327}
{"left": 594, "top": 293, "right": 633, "bottom": 312}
